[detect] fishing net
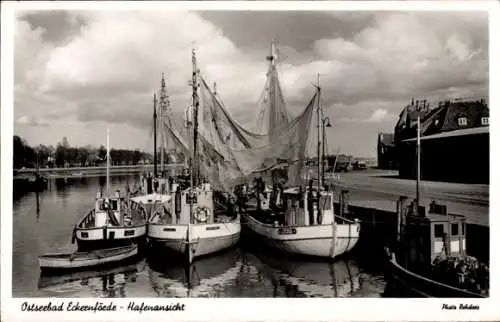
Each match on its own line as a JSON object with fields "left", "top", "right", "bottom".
{"left": 196, "top": 75, "right": 318, "bottom": 190}
{"left": 159, "top": 63, "right": 319, "bottom": 193}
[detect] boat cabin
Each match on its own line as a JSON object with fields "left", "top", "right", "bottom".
{"left": 173, "top": 183, "right": 215, "bottom": 225}
{"left": 280, "top": 186, "right": 334, "bottom": 226}
{"left": 403, "top": 200, "right": 467, "bottom": 271}
{"left": 139, "top": 173, "right": 171, "bottom": 195}
{"left": 94, "top": 191, "right": 123, "bottom": 227}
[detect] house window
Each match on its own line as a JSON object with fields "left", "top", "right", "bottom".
{"left": 458, "top": 117, "right": 468, "bottom": 126}
{"left": 481, "top": 117, "right": 489, "bottom": 126}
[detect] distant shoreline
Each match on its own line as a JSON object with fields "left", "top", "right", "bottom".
{"left": 13, "top": 164, "right": 184, "bottom": 180}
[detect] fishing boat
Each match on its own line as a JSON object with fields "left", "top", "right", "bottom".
{"left": 235, "top": 42, "right": 360, "bottom": 259}
{"left": 147, "top": 49, "right": 240, "bottom": 264}
{"left": 38, "top": 245, "right": 138, "bottom": 273}
{"left": 385, "top": 111, "right": 489, "bottom": 298}
{"left": 37, "top": 260, "right": 142, "bottom": 290}
{"left": 129, "top": 76, "right": 174, "bottom": 219}
{"left": 242, "top": 180, "right": 360, "bottom": 259}
{"left": 72, "top": 130, "right": 149, "bottom": 251}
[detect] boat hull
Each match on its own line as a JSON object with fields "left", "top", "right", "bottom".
{"left": 242, "top": 213, "right": 359, "bottom": 259}
{"left": 148, "top": 220, "right": 240, "bottom": 262}
{"left": 75, "top": 225, "right": 147, "bottom": 251}
{"left": 38, "top": 245, "right": 139, "bottom": 274}
{"left": 385, "top": 253, "right": 487, "bottom": 298}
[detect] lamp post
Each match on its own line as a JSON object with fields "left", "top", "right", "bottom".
{"left": 321, "top": 116, "right": 332, "bottom": 187}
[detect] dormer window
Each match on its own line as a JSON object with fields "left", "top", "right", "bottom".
{"left": 481, "top": 117, "right": 489, "bottom": 126}
{"left": 458, "top": 117, "right": 467, "bottom": 126}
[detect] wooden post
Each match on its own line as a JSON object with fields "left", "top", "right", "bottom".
{"left": 341, "top": 190, "right": 349, "bottom": 217}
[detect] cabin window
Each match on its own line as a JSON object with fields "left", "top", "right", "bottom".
{"left": 481, "top": 117, "right": 489, "bottom": 126}
{"left": 111, "top": 200, "right": 118, "bottom": 210}
{"left": 451, "top": 223, "right": 459, "bottom": 236}
{"left": 457, "top": 117, "right": 467, "bottom": 126}
{"left": 434, "top": 224, "right": 444, "bottom": 238}
{"left": 186, "top": 194, "right": 197, "bottom": 204}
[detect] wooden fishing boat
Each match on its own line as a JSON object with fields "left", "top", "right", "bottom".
{"left": 242, "top": 182, "right": 360, "bottom": 259}
{"left": 38, "top": 245, "right": 138, "bottom": 273}
{"left": 385, "top": 198, "right": 489, "bottom": 298}
{"left": 148, "top": 183, "right": 240, "bottom": 263}
{"left": 385, "top": 112, "right": 489, "bottom": 298}
{"left": 38, "top": 260, "right": 142, "bottom": 289}
{"left": 73, "top": 190, "right": 148, "bottom": 250}
{"left": 129, "top": 76, "right": 174, "bottom": 220}
{"left": 73, "top": 130, "right": 148, "bottom": 251}
{"left": 146, "top": 50, "right": 241, "bottom": 264}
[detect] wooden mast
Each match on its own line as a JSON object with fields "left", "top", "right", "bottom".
{"left": 191, "top": 48, "right": 200, "bottom": 188}
{"left": 187, "top": 47, "right": 200, "bottom": 264}
{"left": 416, "top": 112, "right": 421, "bottom": 207}
{"left": 106, "top": 128, "right": 110, "bottom": 195}
{"left": 153, "top": 93, "right": 158, "bottom": 178}
{"left": 316, "top": 73, "right": 321, "bottom": 191}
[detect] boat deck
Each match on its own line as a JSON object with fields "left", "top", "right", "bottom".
{"left": 80, "top": 208, "right": 147, "bottom": 229}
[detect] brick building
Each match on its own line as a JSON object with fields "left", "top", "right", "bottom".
{"left": 394, "top": 99, "right": 489, "bottom": 184}
{"left": 377, "top": 133, "right": 397, "bottom": 170}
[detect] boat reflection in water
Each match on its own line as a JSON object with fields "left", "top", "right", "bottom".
{"left": 246, "top": 252, "right": 362, "bottom": 297}
{"left": 148, "top": 246, "right": 368, "bottom": 298}
{"left": 37, "top": 259, "right": 145, "bottom": 297}
{"left": 148, "top": 248, "right": 243, "bottom": 297}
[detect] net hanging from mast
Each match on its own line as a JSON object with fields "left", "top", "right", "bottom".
{"left": 195, "top": 74, "right": 319, "bottom": 189}
{"left": 156, "top": 41, "right": 320, "bottom": 192}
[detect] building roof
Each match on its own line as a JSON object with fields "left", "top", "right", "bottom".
{"left": 402, "top": 126, "right": 489, "bottom": 142}
{"left": 378, "top": 133, "right": 394, "bottom": 145}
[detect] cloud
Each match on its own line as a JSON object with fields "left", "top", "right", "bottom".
{"left": 367, "top": 108, "right": 392, "bottom": 123}
{"left": 13, "top": 10, "right": 488, "bottom": 156}
{"left": 15, "top": 115, "right": 49, "bottom": 127}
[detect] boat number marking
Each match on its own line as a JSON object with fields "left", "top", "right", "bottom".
{"left": 278, "top": 228, "right": 297, "bottom": 235}
{"left": 163, "top": 228, "right": 177, "bottom": 232}
{"left": 124, "top": 230, "right": 135, "bottom": 236}
{"left": 206, "top": 226, "right": 220, "bottom": 231}
{"left": 81, "top": 232, "right": 89, "bottom": 238}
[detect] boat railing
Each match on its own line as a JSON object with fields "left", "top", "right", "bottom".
{"left": 335, "top": 214, "right": 358, "bottom": 225}
{"left": 79, "top": 209, "right": 96, "bottom": 228}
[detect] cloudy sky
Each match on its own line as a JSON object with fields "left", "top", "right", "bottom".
{"left": 14, "top": 9, "right": 488, "bottom": 157}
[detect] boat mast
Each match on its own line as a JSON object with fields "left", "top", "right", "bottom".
{"left": 106, "top": 128, "right": 110, "bottom": 195}
{"left": 316, "top": 73, "right": 321, "bottom": 190}
{"left": 191, "top": 48, "right": 200, "bottom": 187}
{"left": 416, "top": 109, "right": 421, "bottom": 207}
{"left": 159, "top": 73, "right": 169, "bottom": 175}
{"left": 153, "top": 93, "right": 158, "bottom": 178}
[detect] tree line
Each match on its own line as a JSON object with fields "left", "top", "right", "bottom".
{"left": 13, "top": 135, "right": 185, "bottom": 169}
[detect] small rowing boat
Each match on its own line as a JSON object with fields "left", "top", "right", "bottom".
{"left": 38, "top": 245, "right": 138, "bottom": 273}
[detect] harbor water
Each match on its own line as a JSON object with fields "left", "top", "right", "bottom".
{"left": 13, "top": 175, "right": 387, "bottom": 298}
